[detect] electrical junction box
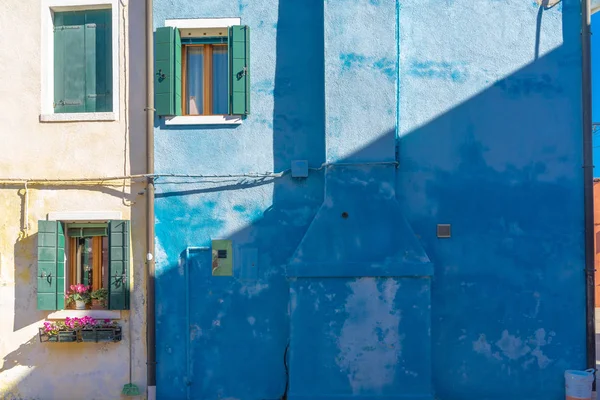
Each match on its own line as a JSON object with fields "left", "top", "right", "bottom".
{"left": 211, "top": 240, "right": 233, "bottom": 276}
{"left": 291, "top": 160, "right": 309, "bottom": 178}
{"left": 437, "top": 224, "right": 451, "bottom": 238}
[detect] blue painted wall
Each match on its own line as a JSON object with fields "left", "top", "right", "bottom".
{"left": 153, "top": 0, "right": 587, "bottom": 399}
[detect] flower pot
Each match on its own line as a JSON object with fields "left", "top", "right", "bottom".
{"left": 91, "top": 299, "right": 106, "bottom": 310}
{"left": 75, "top": 300, "right": 86, "bottom": 310}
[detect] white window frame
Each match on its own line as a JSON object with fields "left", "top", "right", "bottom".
{"left": 40, "top": 0, "right": 120, "bottom": 122}
{"left": 164, "top": 17, "right": 243, "bottom": 126}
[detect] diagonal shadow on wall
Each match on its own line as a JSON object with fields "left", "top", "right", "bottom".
{"left": 152, "top": 2, "right": 587, "bottom": 400}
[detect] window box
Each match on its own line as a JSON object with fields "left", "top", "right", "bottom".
{"left": 39, "top": 318, "right": 122, "bottom": 343}
{"left": 80, "top": 326, "right": 122, "bottom": 343}
{"left": 38, "top": 327, "right": 78, "bottom": 343}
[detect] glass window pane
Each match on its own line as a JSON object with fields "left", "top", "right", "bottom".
{"left": 186, "top": 46, "right": 204, "bottom": 115}
{"left": 102, "top": 236, "right": 108, "bottom": 289}
{"left": 81, "top": 238, "right": 93, "bottom": 286}
{"left": 212, "top": 46, "right": 228, "bottom": 115}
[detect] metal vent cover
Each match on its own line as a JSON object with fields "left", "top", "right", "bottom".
{"left": 437, "top": 224, "right": 451, "bottom": 238}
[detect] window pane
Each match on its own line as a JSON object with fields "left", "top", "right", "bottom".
{"left": 212, "top": 46, "right": 228, "bottom": 115}
{"left": 81, "top": 238, "right": 93, "bottom": 286}
{"left": 186, "top": 46, "right": 204, "bottom": 115}
{"left": 102, "top": 236, "right": 108, "bottom": 289}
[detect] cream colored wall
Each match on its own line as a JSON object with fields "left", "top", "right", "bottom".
{"left": 0, "top": 0, "right": 147, "bottom": 399}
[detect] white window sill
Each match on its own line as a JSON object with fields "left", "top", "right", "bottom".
{"left": 40, "top": 112, "right": 117, "bottom": 122}
{"left": 47, "top": 310, "right": 121, "bottom": 320}
{"left": 165, "top": 115, "right": 243, "bottom": 126}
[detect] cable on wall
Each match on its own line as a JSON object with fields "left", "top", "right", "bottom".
{"left": 0, "top": 160, "right": 400, "bottom": 187}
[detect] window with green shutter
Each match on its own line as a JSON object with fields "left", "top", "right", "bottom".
{"left": 154, "top": 25, "right": 250, "bottom": 117}
{"left": 36, "top": 220, "right": 130, "bottom": 311}
{"left": 53, "top": 9, "right": 112, "bottom": 114}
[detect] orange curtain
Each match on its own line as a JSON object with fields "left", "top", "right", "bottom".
{"left": 92, "top": 237, "right": 102, "bottom": 291}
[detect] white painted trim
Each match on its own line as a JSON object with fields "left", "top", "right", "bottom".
{"left": 165, "top": 17, "right": 241, "bottom": 29}
{"left": 165, "top": 115, "right": 243, "bottom": 126}
{"left": 47, "top": 211, "right": 123, "bottom": 221}
{"left": 47, "top": 310, "right": 121, "bottom": 320}
{"left": 40, "top": 112, "right": 117, "bottom": 122}
{"left": 40, "top": 0, "right": 120, "bottom": 120}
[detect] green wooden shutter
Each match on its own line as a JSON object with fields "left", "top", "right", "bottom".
{"left": 37, "top": 221, "right": 65, "bottom": 310}
{"left": 54, "top": 9, "right": 112, "bottom": 113}
{"left": 54, "top": 12, "right": 86, "bottom": 113}
{"left": 84, "top": 10, "right": 112, "bottom": 112}
{"left": 155, "top": 27, "right": 182, "bottom": 116}
{"left": 108, "top": 220, "right": 130, "bottom": 310}
{"left": 228, "top": 25, "right": 250, "bottom": 115}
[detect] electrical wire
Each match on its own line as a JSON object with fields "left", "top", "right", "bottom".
{"left": 0, "top": 160, "right": 400, "bottom": 187}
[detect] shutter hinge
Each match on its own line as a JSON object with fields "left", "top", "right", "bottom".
{"left": 236, "top": 67, "right": 247, "bottom": 80}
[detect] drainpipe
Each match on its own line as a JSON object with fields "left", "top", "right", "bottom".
{"left": 581, "top": 0, "right": 595, "bottom": 373}
{"left": 145, "top": 0, "right": 156, "bottom": 396}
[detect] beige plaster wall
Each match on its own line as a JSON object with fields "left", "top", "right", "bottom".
{"left": 0, "top": 0, "right": 147, "bottom": 399}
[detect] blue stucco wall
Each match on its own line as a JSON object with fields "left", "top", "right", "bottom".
{"left": 153, "top": 0, "right": 586, "bottom": 398}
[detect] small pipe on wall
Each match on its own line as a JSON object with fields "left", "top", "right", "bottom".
{"left": 145, "top": 0, "right": 156, "bottom": 395}
{"left": 581, "top": 0, "right": 596, "bottom": 373}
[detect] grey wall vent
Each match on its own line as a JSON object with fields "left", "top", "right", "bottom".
{"left": 437, "top": 224, "right": 451, "bottom": 238}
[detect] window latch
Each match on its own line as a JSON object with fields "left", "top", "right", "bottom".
{"left": 236, "top": 67, "right": 247, "bottom": 80}
{"left": 156, "top": 69, "right": 166, "bottom": 82}
{"left": 40, "top": 271, "right": 53, "bottom": 284}
{"left": 112, "top": 274, "right": 127, "bottom": 288}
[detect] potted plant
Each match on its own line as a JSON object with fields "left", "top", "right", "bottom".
{"left": 91, "top": 288, "right": 108, "bottom": 309}
{"left": 65, "top": 284, "right": 91, "bottom": 310}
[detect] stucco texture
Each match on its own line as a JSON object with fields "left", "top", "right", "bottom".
{"left": 0, "top": 0, "right": 147, "bottom": 399}
{"left": 153, "top": 0, "right": 586, "bottom": 399}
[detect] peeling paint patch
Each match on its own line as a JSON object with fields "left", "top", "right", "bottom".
{"left": 340, "top": 53, "right": 367, "bottom": 71}
{"left": 239, "top": 282, "right": 269, "bottom": 298}
{"left": 496, "top": 331, "right": 531, "bottom": 360}
{"left": 336, "top": 278, "right": 402, "bottom": 394}
{"left": 233, "top": 205, "right": 247, "bottom": 213}
{"left": 340, "top": 53, "right": 396, "bottom": 81}
{"left": 254, "top": 79, "right": 274, "bottom": 95}
{"left": 408, "top": 60, "right": 468, "bottom": 83}
{"left": 373, "top": 58, "right": 396, "bottom": 81}
{"left": 473, "top": 334, "right": 501, "bottom": 360}
{"left": 473, "top": 329, "right": 554, "bottom": 369}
